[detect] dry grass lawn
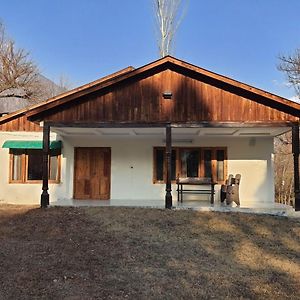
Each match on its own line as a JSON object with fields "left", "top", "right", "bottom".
{"left": 0, "top": 204, "right": 299, "bottom": 299}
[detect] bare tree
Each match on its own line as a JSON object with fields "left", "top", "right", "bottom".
{"left": 278, "top": 49, "right": 300, "bottom": 99}
{"left": 276, "top": 49, "right": 300, "bottom": 207}
{"left": 154, "top": 0, "right": 188, "bottom": 57}
{"left": 0, "top": 21, "right": 43, "bottom": 102}
{"left": 274, "top": 132, "right": 294, "bottom": 206}
{"left": 57, "top": 74, "right": 72, "bottom": 92}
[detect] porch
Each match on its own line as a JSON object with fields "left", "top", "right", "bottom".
{"left": 42, "top": 123, "right": 297, "bottom": 209}
{"left": 49, "top": 198, "right": 295, "bottom": 217}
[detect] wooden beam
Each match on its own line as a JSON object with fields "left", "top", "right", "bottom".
{"left": 171, "top": 121, "right": 296, "bottom": 128}
{"left": 48, "top": 121, "right": 168, "bottom": 128}
{"left": 165, "top": 124, "right": 172, "bottom": 209}
{"left": 41, "top": 124, "right": 50, "bottom": 208}
{"left": 46, "top": 121, "right": 296, "bottom": 129}
{"left": 292, "top": 124, "right": 300, "bottom": 211}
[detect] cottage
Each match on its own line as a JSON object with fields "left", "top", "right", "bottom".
{"left": 0, "top": 56, "right": 299, "bottom": 210}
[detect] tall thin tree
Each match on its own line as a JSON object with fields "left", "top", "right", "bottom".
{"left": 154, "top": 0, "right": 188, "bottom": 57}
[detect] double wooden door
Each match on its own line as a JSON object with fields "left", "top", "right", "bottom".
{"left": 74, "top": 147, "right": 111, "bottom": 200}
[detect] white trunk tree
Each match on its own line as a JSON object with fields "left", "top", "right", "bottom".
{"left": 154, "top": 0, "right": 188, "bottom": 57}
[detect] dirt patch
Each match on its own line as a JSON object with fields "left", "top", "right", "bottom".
{"left": 0, "top": 205, "right": 299, "bottom": 299}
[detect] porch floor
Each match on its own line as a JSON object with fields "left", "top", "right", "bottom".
{"left": 51, "top": 199, "right": 297, "bottom": 217}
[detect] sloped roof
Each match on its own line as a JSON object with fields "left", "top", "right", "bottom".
{"left": 0, "top": 56, "right": 299, "bottom": 125}
{"left": 0, "top": 66, "right": 134, "bottom": 124}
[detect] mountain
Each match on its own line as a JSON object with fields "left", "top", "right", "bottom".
{"left": 0, "top": 74, "right": 65, "bottom": 116}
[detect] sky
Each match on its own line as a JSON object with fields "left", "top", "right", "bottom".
{"left": 1, "top": 0, "right": 300, "bottom": 100}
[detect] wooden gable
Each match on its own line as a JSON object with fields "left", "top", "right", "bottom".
{"left": 0, "top": 66, "right": 135, "bottom": 131}
{"left": 1, "top": 56, "right": 299, "bottom": 128}
{"left": 0, "top": 114, "right": 41, "bottom": 131}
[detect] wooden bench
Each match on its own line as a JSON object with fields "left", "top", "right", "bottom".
{"left": 176, "top": 177, "right": 216, "bottom": 204}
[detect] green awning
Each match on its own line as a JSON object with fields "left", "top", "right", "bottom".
{"left": 2, "top": 140, "right": 62, "bottom": 149}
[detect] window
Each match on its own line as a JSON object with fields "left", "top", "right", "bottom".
{"left": 27, "top": 150, "right": 43, "bottom": 180}
{"left": 9, "top": 149, "right": 61, "bottom": 183}
{"left": 154, "top": 148, "right": 176, "bottom": 182}
{"left": 203, "top": 149, "right": 212, "bottom": 178}
{"left": 153, "top": 147, "right": 227, "bottom": 184}
{"left": 181, "top": 149, "right": 200, "bottom": 178}
{"left": 216, "top": 149, "right": 225, "bottom": 182}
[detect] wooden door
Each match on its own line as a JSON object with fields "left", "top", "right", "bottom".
{"left": 74, "top": 147, "right": 111, "bottom": 200}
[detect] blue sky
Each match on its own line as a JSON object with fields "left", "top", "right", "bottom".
{"left": 1, "top": 0, "right": 300, "bottom": 99}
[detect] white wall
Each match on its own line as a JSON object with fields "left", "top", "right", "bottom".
{"left": 0, "top": 132, "right": 275, "bottom": 207}
{"left": 226, "top": 137, "right": 275, "bottom": 206}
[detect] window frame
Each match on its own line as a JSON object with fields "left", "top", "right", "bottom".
{"left": 9, "top": 149, "right": 61, "bottom": 184}
{"left": 153, "top": 147, "right": 172, "bottom": 184}
{"left": 153, "top": 147, "right": 163, "bottom": 184}
{"left": 153, "top": 146, "right": 227, "bottom": 184}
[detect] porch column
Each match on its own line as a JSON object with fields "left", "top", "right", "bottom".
{"left": 292, "top": 124, "right": 300, "bottom": 211}
{"left": 165, "top": 124, "right": 172, "bottom": 209}
{"left": 41, "top": 123, "right": 50, "bottom": 208}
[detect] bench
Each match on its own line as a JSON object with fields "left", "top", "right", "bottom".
{"left": 176, "top": 177, "right": 216, "bottom": 204}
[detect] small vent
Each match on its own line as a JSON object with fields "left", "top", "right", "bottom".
{"left": 162, "top": 91, "right": 172, "bottom": 99}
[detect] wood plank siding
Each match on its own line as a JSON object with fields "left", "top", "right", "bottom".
{"left": 1, "top": 56, "right": 299, "bottom": 129}
{"left": 32, "top": 67, "right": 298, "bottom": 124}
{"left": 0, "top": 115, "right": 41, "bottom": 132}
